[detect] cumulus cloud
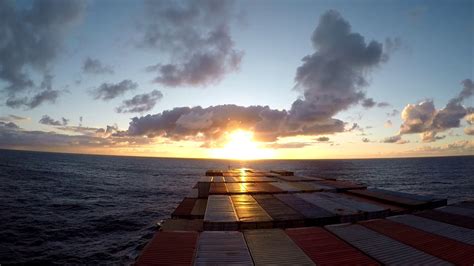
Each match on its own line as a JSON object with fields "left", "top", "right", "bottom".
{"left": 82, "top": 57, "right": 114, "bottom": 75}
{"left": 116, "top": 90, "right": 163, "bottom": 113}
{"left": 92, "top": 80, "right": 138, "bottom": 101}
{"left": 0, "top": 0, "right": 85, "bottom": 108}
{"left": 384, "top": 120, "right": 393, "bottom": 128}
{"left": 362, "top": 137, "right": 370, "bottom": 143}
{"left": 393, "top": 79, "right": 474, "bottom": 142}
{"left": 141, "top": 0, "right": 243, "bottom": 87}
{"left": 464, "top": 112, "right": 474, "bottom": 135}
{"left": 289, "top": 10, "right": 387, "bottom": 127}
{"left": 39, "top": 115, "right": 68, "bottom": 126}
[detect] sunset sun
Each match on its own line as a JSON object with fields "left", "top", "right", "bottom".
{"left": 210, "top": 130, "right": 275, "bottom": 160}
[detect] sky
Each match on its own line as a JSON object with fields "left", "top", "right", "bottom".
{"left": 0, "top": 0, "right": 473, "bottom": 159}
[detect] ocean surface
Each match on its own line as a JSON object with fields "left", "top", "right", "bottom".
{"left": 0, "top": 149, "right": 473, "bottom": 264}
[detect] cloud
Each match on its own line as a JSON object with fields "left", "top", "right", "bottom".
{"left": 266, "top": 142, "right": 313, "bottom": 149}
{"left": 140, "top": 0, "right": 243, "bottom": 87}
{"left": 386, "top": 109, "right": 399, "bottom": 117}
{"left": 0, "top": 0, "right": 86, "bottom": 108}
{"left": 5, "top": 75, "right": 61, "bottom": 109}
{"left": 316, "top": 136, "right": 330, "bottom": 142}
{"left": 289, "top": 10, "right": 387, "bottom": 126}
{"left": 0, "top": 121, "right": 20, "bottom": 129}
{"left": 382, "top": 134, "right": 408, "bottom": 144}
{"left": 414, "top": 140, "right": 474, "bottom": 155}
{"left": 464, "top": 112, "right": 474, "bottom": 135}
{"left": 116, "top": 90, "right": 163, "bottom": 113}
{"left": 82, "top": 57, "right": 114, "bottom": 75}
{"left": 0, "top": 114, "right": 29, "bottom": 122}
{"left": 361, "top": 99, "right": 390, "bottom": 109}
{"left": 0, "top": 123, "right": 152, "bottom": 151}
{"left": 384, "top": 120, "right": 393, "bottom": 128}
{"left": 39, "top": 115, "right": 68, "bottom": 126}
{"left": 377, "top": 102, "right": 390, "bottom": 108}
{"left": 92, "top": 80, "right": 138, "bottom": 101}
{"left": 396, "top": 79, "right": 474, "bottom": 142}
{"left": 127, "top": 9, "right": 393, "bottom": 147}
{"left": 362, "top": 98, "right": 376, "bottom": 108}
{"left": 362, "top": 137, "right": 370, "bottom": 143}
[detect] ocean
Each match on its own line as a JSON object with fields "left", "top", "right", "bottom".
{"left": 0, "top": 149, "right": 473, "bottom": 264}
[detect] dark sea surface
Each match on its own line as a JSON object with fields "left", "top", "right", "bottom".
{"left": 0, "top": 149, "right": 473, "bottom": 264}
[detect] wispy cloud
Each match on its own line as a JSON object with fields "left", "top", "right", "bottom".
{"left": 92, "top": 80, "right": 138, "bottom": 101}
{"left": 82, "top": 57, "right": 114, "bottom": 75}
{"left": 116, "top": 90, "right": 163, "bottom": 113}
{"left": 39, "top": 115, "right": 68, "bottom": 126}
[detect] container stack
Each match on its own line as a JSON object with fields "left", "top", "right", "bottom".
{"left": 137, "top": 168, "right": 474, "bottom": 265}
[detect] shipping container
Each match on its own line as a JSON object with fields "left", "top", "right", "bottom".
{"left": 347, "top": 189, "right": 429, "bottom": 208}
{"left": 253, "top": 194, "right": 305, "bottom": 227}
{"left": 171, "top": 198, "right": 197, "bottom": 219}
{"left": 388, "top": 214, "right": 474, "bottom": 245}
{"left": 136, "top": 231, "right": 198, "bottom": 266}
{"left": 286, "top": 227, "right": 380, "bottom": 265}
{"left": 270, "top": 170, "right": 294, "bottom": 176}
{"left": 203, "top": 195, "right": 239, "bottom": 230}
{"left": 271, "top": 181, "right": 301, "bottom": 192}
{"left": 209, "top": 183, "right": 227, "bottom": 195}
{"left": 226, "top": 182, "right": 247, "bottom": 194}
{"left": 360, "top": 219, "right": 474, "bottom": 265}
{"left": 244, "top": 229, "right": 314, "bottom": 265}
{"left": 274, "top": 194, "right": 338, "bottom": 225}
{"left": 160, "top": 219, "right": 203, "bottom": 232}
{"left": 370, "top": 188, "right": 447, "bottom": 208}
{"left": 436, "top": 206, "right": 474, "bottom": 218}
{"left": 296, "top": 193, "right": 363, "bottom": 223}
{"left": 416, "top": 210, "right": 474, "bottom": 229}
{"left": 191, "top": 199, "right": 207, "bottom": 219}
{"left": 326, "top": 223, "right": 448, "bottom": 265}
{"left": 231, "top": 194, "right": 273, "bottom": 229}
{"left": 314, "top": 180, "right": 366, "bottom": 191}
{"left": 317, "top": 192, "right": 390, "bottom": 219}
{"left": 341, "top": 192, "right": 407, "bottom": 214}
{"left": 194, "top": 231, "right": 253, "bottom": 265}
{"left": 454, "top": 201, "right": 474, "bottom": 210}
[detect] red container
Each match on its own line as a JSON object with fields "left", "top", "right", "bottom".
{"left": 286, "top": 227, "right": 380, "bottom": 265}
{"left": 171, "top": 198, "right": 197, "bottom": 218}
{"left": 136, "top": 231, "right": 198, "bottom": 266}
{"left": 360, "top": 219, "right": 474, "bottom": 265}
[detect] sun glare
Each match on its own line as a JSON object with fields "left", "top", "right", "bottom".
{"left": 210, "top": 130, "right": 275, "bottom": 160}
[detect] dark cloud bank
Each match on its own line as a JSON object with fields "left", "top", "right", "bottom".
{"left": 0, "top": 0, "right": 86, "bottom": 109}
